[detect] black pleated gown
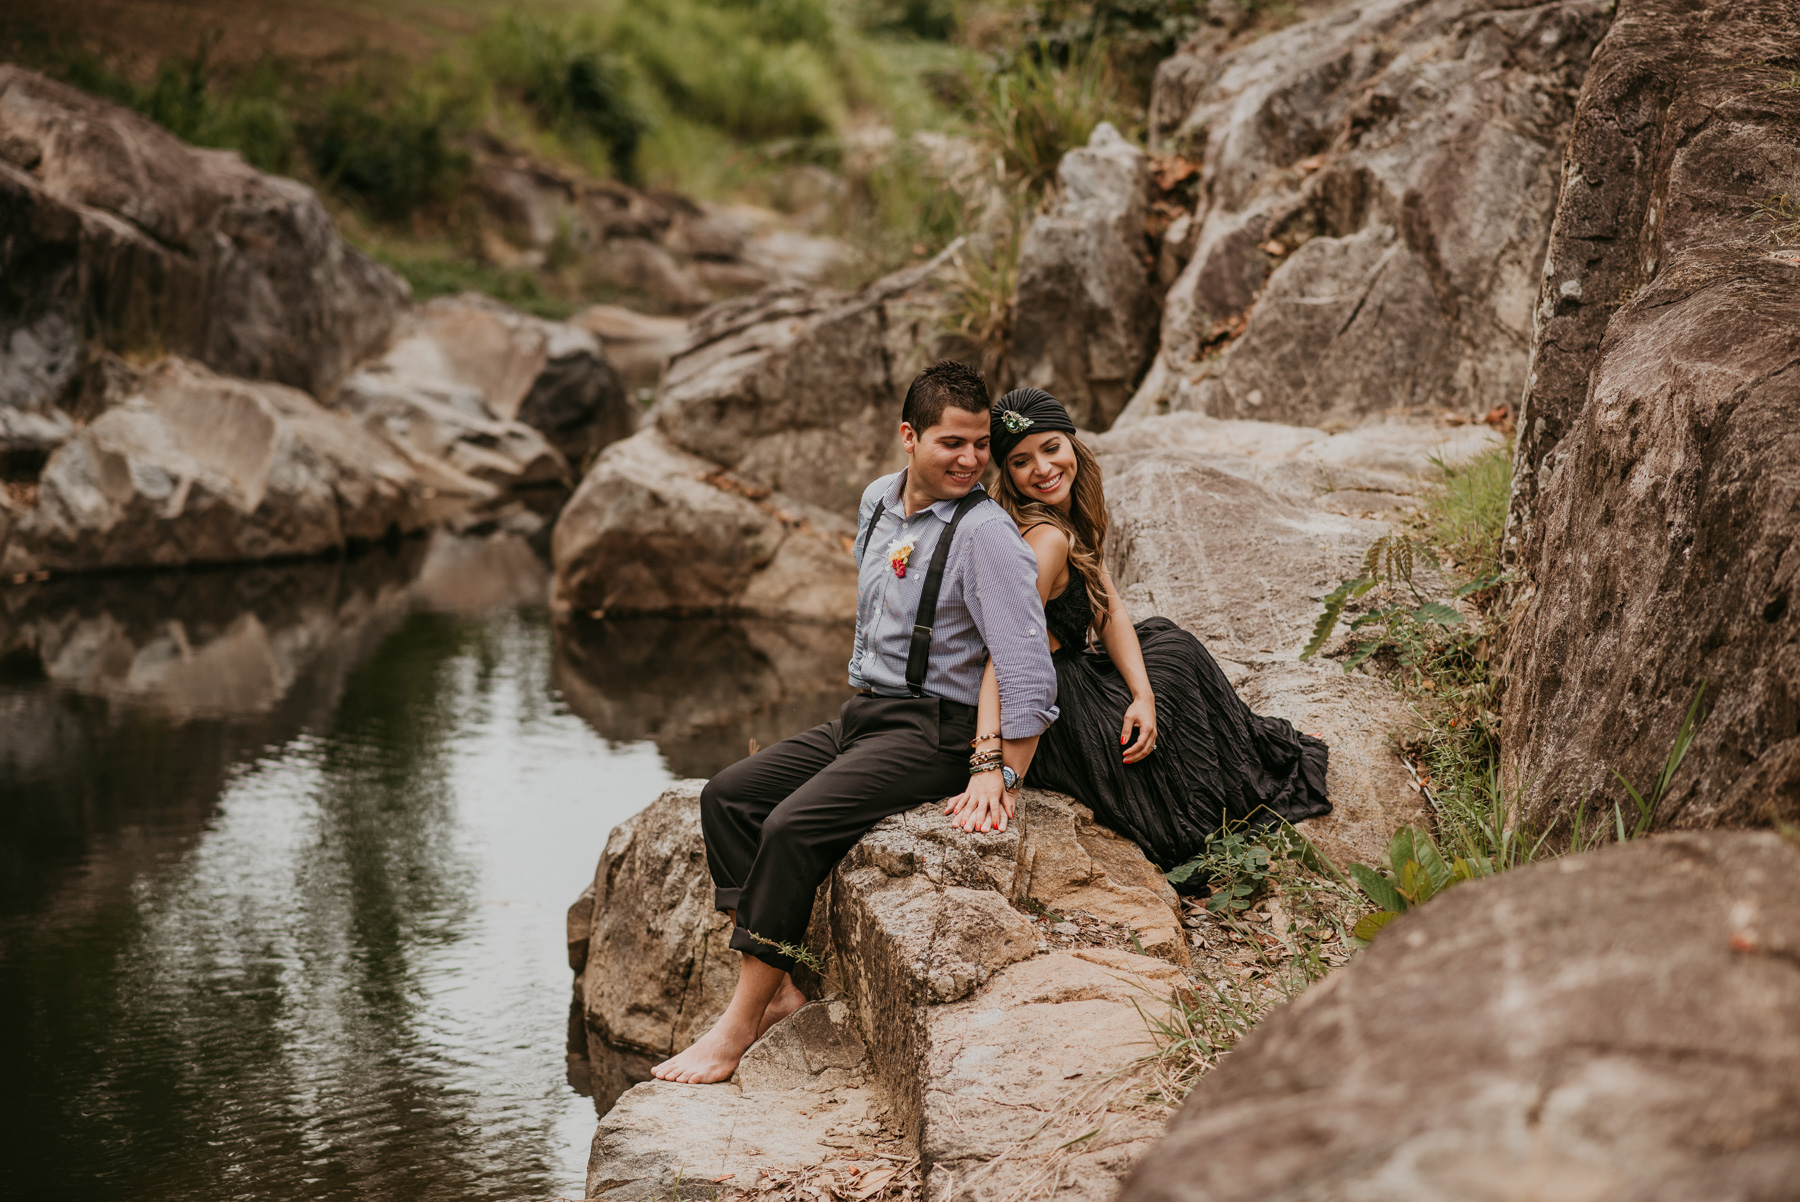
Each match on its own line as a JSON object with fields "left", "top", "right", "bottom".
{"left": 1026, "top": 571, "right": 1332, "bottom": 870}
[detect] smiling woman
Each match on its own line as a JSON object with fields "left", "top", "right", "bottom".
{"left": 949, "top": 388, "right": 1337, "bottom": 875}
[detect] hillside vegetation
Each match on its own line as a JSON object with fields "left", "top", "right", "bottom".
{"left": 1, "top": 0, "right": 1233, "bottom": 307}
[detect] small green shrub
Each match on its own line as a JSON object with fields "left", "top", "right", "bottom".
{"left": 975, "top": 39, "right": 1127, "bottom": 192}
{"left": 301, "top": 77, "right": 472, "bottom": 220}
{"left": 1345, "top": 824, "right": 1495, "bottom": 942}
{"left": 1166, "top": 819, "right": 1341, "bottom": 912}
{"left": 618, "top": 0, "right": 844, "bottom": 143}
{"left": 477, "top": 16, "right": 646, "bottom": 182}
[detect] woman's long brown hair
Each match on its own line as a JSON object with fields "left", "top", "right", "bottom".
{"left": 992, "top": 433, "right": 1110, "bottom": 636}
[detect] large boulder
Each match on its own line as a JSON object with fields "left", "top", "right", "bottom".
{"left": 1009, "top": 123, "right": 1160, "bottom": 431}
{"left": 1119, "top": 830, "right": 1800, "bottom": 1201}
{"left": 0, "top": 357, "right": 430, "bottom": 574}
{"left": 649, "top": 250, "right": 967, "bottom": 516}
{"left": 0, "top": 65, "right": 405, "bottom": 412}
{"left": 472, "top": 144, "right": 850, "bottom": 315}
{"left": 569, "top": 782, "right": 1194, "bottom": 1197}
{"left": 550, "top": 428, "right": 859, "bottom": 621}
{"left": 1091, "top": 414, "right": 1503, "bottom": 865}
{"left": 1122, "top": 0, "right": 1612, "bottom": 428}
{"left": 1501, "top": 0, "right": 1800, "bottom": 832}
{"left": 348, "top": 292, "right": 631, "bottom": 467}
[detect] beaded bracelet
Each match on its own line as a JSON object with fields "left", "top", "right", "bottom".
{"left": 968, "top": 761, "right": 1001, "bottom": 774}
{"left": 969, "top": 732, "right": 1002, "bottom": 747}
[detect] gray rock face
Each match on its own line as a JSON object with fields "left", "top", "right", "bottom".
{"left": 1118, "top": 830, "right": 1800, "bottom": 1201}
{"left": 1124, "top": 0, "right": 1611, "bottom": 428}
{"left": 1010, "top": 123, "right": 1160, "bottom": 431}
{"left": 1500, "top": 0, "right": 1800, "bottom": 833}
{"left": 550, "top": 249, "right": 971, "bottom": 621}
{"left": 1092, "top": 414, "right": 1504, "bottom": 866}
{"left": 650, "top": 252, "right": 965, "bottom": 517}
{"left": 0, "top": 358, "right": 430, "bottom": 575}
{"left": 357, "top": 292, "right": 631, "bottom": 466}
{"left": 472, "top": 148, "right": 850, "bottom": 315}
{"left": 576, "top": 782, "right": 738, "bottom": 1062}
{"left": 550, "top": 428, "right": 858, "bottom": 620}
{"left": 332, "top": 292, "right": 643, "bottom": 496}
{"left": 0, "top": 65, "right": 405, "bottom": 409}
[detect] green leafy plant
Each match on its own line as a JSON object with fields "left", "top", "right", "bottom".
{"left": 1166, "top": 818, "right": 1339, "bottom": 912}
{"left": 1345, "top": 825, "right": 1493, "bottom": 942}
{"left": 745, "top": 931, "right": 841, "bottom": 993}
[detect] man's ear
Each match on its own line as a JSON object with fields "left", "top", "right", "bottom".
{"left": 900, "top": 421, "right": 918, "bottom": 455}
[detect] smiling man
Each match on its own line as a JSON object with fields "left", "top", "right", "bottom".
{"left": 652, "top": 359, "right": 1059, "bottom": 1084}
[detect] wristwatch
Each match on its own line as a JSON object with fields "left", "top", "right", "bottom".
{"left": 1001, "top": 765, "right": 1021, "bottom": 792}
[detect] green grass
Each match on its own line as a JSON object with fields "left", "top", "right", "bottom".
{"left": 371, "top": 244, "right": 584, "bottom": 319}
{"left": 1425, "top": 446, "right": 1511, "bottom": 581}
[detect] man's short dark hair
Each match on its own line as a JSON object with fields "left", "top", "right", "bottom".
{"left": 901, "top": 359, "right": 990, "bottom": 434}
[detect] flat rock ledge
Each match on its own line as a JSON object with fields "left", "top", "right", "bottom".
{"left": 569, "top": 782, "right": 1197, "bottom": 1201}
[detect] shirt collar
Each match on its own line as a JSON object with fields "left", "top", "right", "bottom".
{"left": 883, "top": 469, "right": 969, "bottom": 524}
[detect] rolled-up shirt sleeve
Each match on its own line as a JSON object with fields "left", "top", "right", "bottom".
{"left": 961, "top": 519, "right": 1059, "bottom": 738}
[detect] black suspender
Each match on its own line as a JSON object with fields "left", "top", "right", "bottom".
{"left": 858, "top": 487, "right": 987, "bottom": 698}
{"left": 907, "top": 490, "right": 985, "bottom": 697}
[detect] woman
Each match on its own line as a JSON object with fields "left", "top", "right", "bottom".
{"left": 946, "top": 388, "right": 1331, "bottom": 875}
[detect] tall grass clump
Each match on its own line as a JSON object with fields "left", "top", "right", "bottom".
{"left": 58, "top": 43, "right": 297, "bottom": 174}
{"left": 476, "top": 15, "right": 646, "bottom": 182}
{"left": 976, "top": 39, "right": 1127, "bottom": 191}
{"left": 615, "top": 0, "right": 846, "bottom": 144}
{"left": 1425, "top": 446, "right": 1511, "bottom": 581}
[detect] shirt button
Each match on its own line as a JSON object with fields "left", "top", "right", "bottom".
{"left": 1027, "top": 627, "right": 1037, "bottom": 636}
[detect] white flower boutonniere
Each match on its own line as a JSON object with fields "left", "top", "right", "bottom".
{"left": 886, "top": 534, "right": 918, "bottom": 578}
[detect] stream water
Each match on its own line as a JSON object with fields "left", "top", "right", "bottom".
{"left": 0, "top": 534, "right": 853, "bottom": 1201}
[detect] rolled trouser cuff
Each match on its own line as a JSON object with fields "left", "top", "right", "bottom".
{"left": 729, "top": 923, "right": 797, "bottom": 974}
{"left": 714, "top": 886, "right": 741, "bottom": 913}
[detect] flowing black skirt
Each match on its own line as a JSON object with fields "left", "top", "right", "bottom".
{"left": 1028, "top": 617, "right": 1331, "bottom": 869}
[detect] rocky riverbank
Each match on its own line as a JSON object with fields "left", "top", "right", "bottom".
{"left": 8, "top": 0, "right": 1798, "bottom": 1194}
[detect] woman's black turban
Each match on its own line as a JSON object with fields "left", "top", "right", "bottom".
{"left": 989, "top": 387, "right": 1078, "bottom": 464}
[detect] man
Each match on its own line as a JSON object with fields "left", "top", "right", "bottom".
{"left": 652, "top": 359, "right": 1059, "bottom": 1084}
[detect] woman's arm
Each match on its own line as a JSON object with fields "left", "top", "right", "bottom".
{"left": 1096, "top": 567, "right": 1158, "bottom": 764}
{"left": 944, "top": 657, "right": 1012, "bottom": 831}
{"left": 945, "top": 526, "right": 1069, "bottom": 832}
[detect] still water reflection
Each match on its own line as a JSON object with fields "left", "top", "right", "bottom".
{"left": 0, "top": 536, "right": 852, "bottom": 1201}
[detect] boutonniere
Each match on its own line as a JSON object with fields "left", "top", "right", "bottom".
{"left": 886, "top": 535, "right": 918, "bottom": 578}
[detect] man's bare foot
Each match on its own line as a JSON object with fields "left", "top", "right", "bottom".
{"left": 650, "top": 1015, "right": 757, "bottom": 1084}
{"left": 757, "top": 978, "right": 808, "bottom": 1037}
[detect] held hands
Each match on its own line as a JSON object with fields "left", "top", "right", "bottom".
{"left": 944, "top": 767, "right": 1013, "bottom": 833}
{"left": 1121, "top": 694, "right": 1158, "bottom": 764}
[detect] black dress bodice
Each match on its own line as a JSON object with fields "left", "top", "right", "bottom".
{"left": 1045, "top": 568, "right": 1095, "bottom": 655}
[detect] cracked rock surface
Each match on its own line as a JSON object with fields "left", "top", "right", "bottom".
{"left": 1118, "top": 830, "right": 1800, "bottom": 1201}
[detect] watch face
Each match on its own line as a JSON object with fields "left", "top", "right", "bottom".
{"left": 1001, "top": 765, "right": 1019, "bottom": 789}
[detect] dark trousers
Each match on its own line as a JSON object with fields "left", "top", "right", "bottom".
{"left": 701, "top": 693, "right": 976, "bottom": 973}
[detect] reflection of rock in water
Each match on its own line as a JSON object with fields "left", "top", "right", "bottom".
{"left": 553, "top": 618, "right": 854, "bottom": 779}
{"left": 0, "top": 533, "right": 547, "bottom": 922}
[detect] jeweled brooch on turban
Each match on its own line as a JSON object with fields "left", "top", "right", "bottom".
{"left": 1000, "top": 410, "right": 1034, "bottom": 434}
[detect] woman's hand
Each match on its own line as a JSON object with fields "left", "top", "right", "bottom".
{"left": 944, "top": 769, "right": 1009, "bottom": 832}
{"left": 1121, "top": 694, "right": 1158, "bottom": 764}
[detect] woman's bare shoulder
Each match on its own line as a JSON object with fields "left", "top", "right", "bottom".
{"left": 1018, "top": 521, "right": 1071, "bottom": 555}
